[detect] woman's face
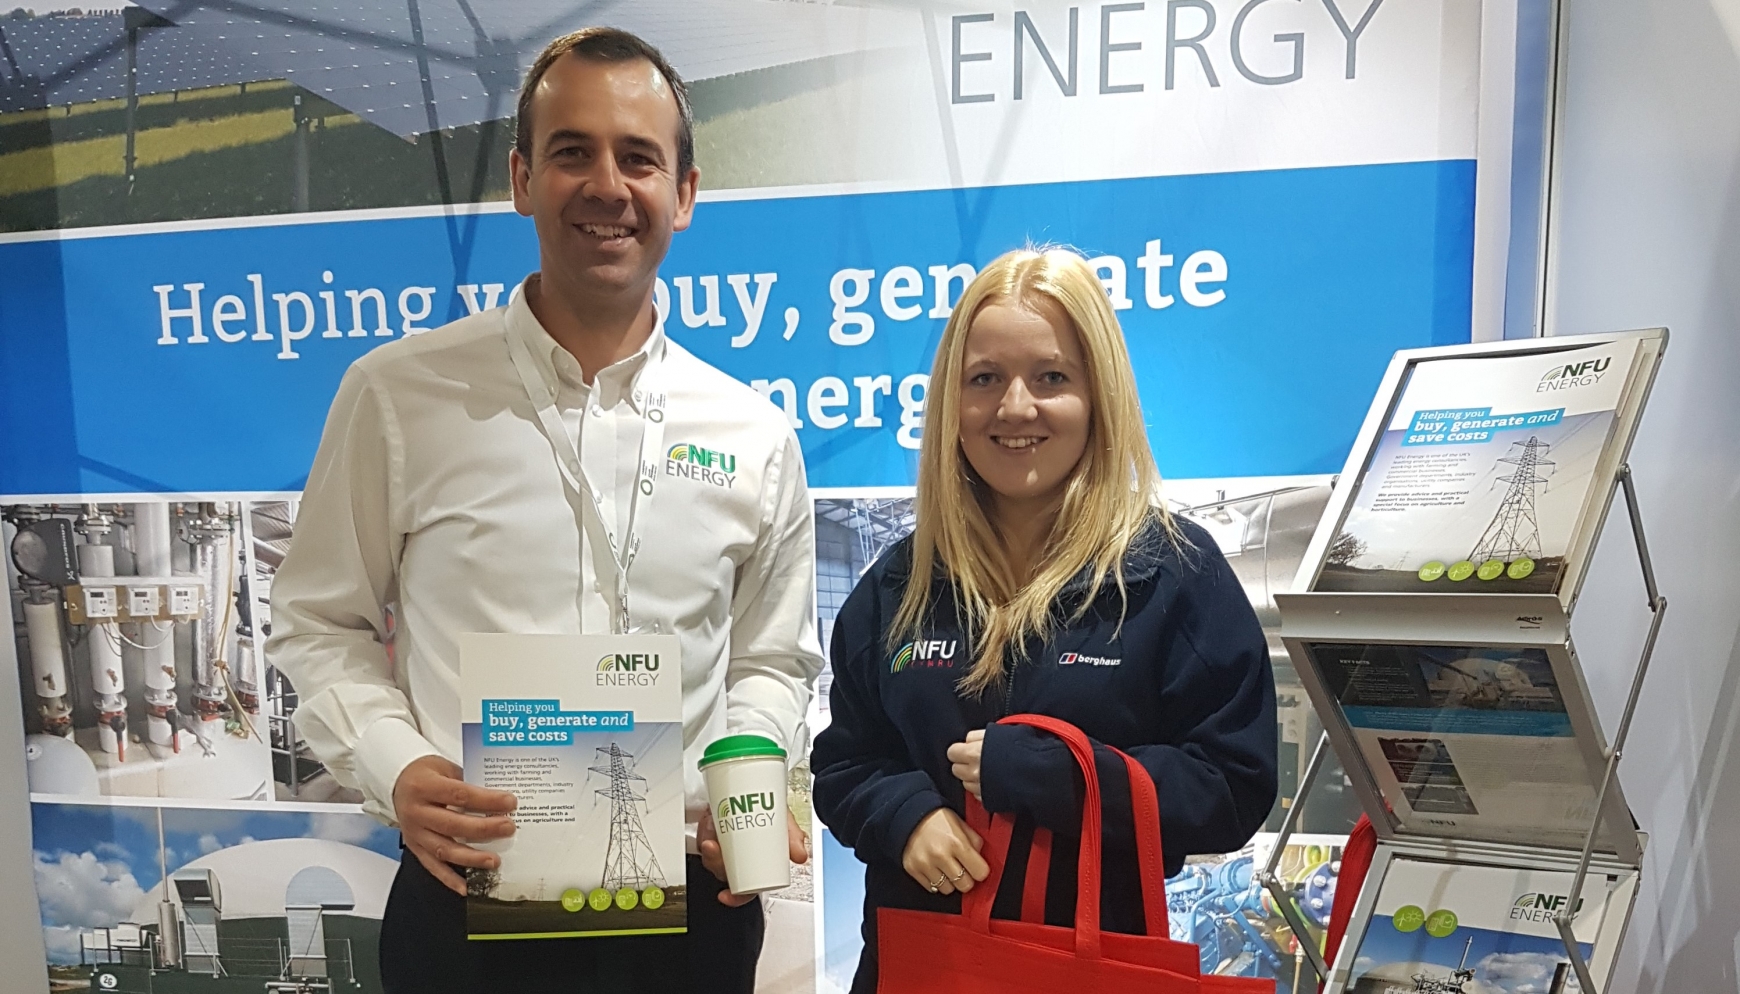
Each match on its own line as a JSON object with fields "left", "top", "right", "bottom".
{"left": 956, "top": 298, "right": 1091, "bottom": 515}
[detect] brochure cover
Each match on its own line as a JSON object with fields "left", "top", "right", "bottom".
{"left": 1344, "top": 858, "right": 1620, "bottom": 994}
{"left": 460, "top": 633, "right": 685, "bottom": 940}
{"left": 1309, "top": 642, "right": 1603, "bottom": 850}
{"left": 1316, "top": 340, "right": 1642, "bottom": 595}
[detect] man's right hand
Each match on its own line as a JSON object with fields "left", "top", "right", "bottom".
{"left": 393, "top": 755, "right": 517, "bottom": 896}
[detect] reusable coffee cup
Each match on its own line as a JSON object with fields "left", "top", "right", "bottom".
{"left": 700, "top": 734, "right": 790, "bottom": 895}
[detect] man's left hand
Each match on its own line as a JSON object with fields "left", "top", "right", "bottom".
{"left": 947, "top": 729, "right": 986, "bottom": 799}
{"left": 698, "top": 807, "right": 810, "bottom": 906}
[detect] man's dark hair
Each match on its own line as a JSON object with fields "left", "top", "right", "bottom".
{"left": 516, "top": 27, "right": 695, "bottom": 179}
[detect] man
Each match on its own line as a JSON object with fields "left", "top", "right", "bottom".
{"left": 266, "top": 28, "right": 822, "bottom": 994}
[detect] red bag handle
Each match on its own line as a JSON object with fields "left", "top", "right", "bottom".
{"left": 1321, "top": 814, "right": 1378, "bottom": 990}
{"left": 966, "top": 799, "right": 1052, "bottom": 925}
{"left": 961, "top": 714, "right": 1170, "bottom": 957}
{"left": 1021, "top": 827, "right": 1051, "bottom": 923}
{"left": 1010, "top": 715, "right": 1169, "bottom": 939}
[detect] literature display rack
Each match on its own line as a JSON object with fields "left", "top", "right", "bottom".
{"left": 1262, "top": 330, "right": 1668, "bottom": 994}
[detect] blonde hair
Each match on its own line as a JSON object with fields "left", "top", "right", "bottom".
{"left": 894, "top": 247, "right": 1173, "bottom": 696}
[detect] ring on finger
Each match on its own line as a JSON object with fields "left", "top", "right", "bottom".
{"left": 929, "top": 874, "right": 947, "bottom": 893}
{"left": 949, "top": 869, "right": 967, "bottom": 882}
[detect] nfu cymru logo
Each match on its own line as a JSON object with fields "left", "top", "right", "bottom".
{"left": 1537, "top": 356, "right": 1612, "bottom": 393}
{"left": 715, "top": 791, "right": 780, "bottom": 834}
{"left": 667, "top": 443, "right": 737, "bottom": 488}
{"left": 597, "top": 652, "right": 661, "bottom": 687}
{"left": 891, "top": 639, "right": 958, "bottom": 673}
{"left": 1510, "top": 892, "right": 1585, "bottom": 923}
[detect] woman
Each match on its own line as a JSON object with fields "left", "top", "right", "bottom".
{"left": 810, "top": 248, "right": 1276, "bottom": 991}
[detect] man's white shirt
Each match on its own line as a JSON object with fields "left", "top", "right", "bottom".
{"left": 265, "top": 279, "right": 824, "bottom": 842}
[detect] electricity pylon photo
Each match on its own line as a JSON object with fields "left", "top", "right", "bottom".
{"left": 590, "top": 743, "right": 667, "bottom": 893}
{"left": 1469, "top": 436, "right": 1554, "bottom": 563}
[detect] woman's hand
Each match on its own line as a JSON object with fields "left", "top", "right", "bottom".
{"left": 901, "top": 807, "right": 990, "bottom": 896}
{"left": 947, "top": 729, "right": 986, "bottom": 799}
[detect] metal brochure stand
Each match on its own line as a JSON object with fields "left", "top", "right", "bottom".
{"left": 1257, "top": 329, "right": 1667, "bottom": 994}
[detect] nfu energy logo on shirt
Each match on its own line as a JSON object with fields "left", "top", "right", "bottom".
{"left": 597, "top": 652, "right": 661, "bottom": 687}
{"left": 1537, "top": 355, "right": 1612, "bottom": 393}
{"left": 891, "top": 639, "right": 958, "bottom": 673}
{"left": 666, "top": 442, "right": 737, "bottom": 488}
{"left": 1510, "top": 891, "right": 1584, "bottom": 923}
{"left": 715, "top": 791, "right": 780, "bottom": 834}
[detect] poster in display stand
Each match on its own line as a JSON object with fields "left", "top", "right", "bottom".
{"left": 1327, "top": 842, "right": 1640, "bottom": 994}
{"left": 1278, "top": 602, "right": 1639, "bottom": 863}
{"left": 1270, "top": 329, "right": 1668, "bottom": 994}
{"left": 1297, "top": 331, "right": 1666, "bottom": 611}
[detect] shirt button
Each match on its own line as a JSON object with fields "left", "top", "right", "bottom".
{"left": 592, "top": 581, "right": 602, "bottom": 593}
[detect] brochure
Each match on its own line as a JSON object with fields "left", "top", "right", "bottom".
{"left": 1344, "top": 858, "right": 1622, "bottom": 994}
{"left": 1308, "top": 642, "right": 1603, "bottom": 851}
{"left": 459, "top": 632, "right": 685, "bottom": 940}
{"left": 1316, "top": 340, "right": 1642, "bottom": 595}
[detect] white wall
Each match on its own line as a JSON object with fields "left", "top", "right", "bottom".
{"left": 1551, "top": 0, "right": 1740, "bottom": 991}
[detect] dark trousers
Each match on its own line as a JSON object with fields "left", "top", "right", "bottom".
{"left": 380, "top": 849, "right": 766, "bottom": 993}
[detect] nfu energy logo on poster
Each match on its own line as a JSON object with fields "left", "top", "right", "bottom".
{"left": 597, "top": 652, "right": 663, "bottom": 687}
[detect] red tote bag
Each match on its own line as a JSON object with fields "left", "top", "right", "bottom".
{"left": 877, "top": 713, "right": 1273, "bottom": 994}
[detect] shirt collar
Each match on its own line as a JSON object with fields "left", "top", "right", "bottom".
{"left": 506, "top": 276, "right": 666, "bottom": 412}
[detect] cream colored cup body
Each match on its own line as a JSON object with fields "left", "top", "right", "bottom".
{"left": 703, "top": 755, "right": 790, "bottom": 895}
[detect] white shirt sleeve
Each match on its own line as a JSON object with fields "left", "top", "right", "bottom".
{"left": 264, "top": 364, "right": 439, "bottom": 824}
{"left": 725, "top": 428, "right": 826, "bottom": 766}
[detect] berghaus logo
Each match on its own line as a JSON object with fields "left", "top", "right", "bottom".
{"left": 891, "top": 639, "right": 957, "bottom": 672}
{"left": 596, "top": 652, "right": 660, "bottom": 686}
{"left": 715, "top": 791, "right": 779, "bottom": 833}
{"left": 666, "top": 442, "right": 737, "bottom": 488}
{"left": 1058, "top": 652, "right": 1121, "bottom": 667}
{"left": 1537, "top": 356, "right": 1611, "bottom": 392}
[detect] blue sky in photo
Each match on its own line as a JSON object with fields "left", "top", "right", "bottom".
{"left": 29, "top": 801, "right": 398, "bottom": 962}
{"left": 1351, "top": 915, "right": 1592, "bottom": 994}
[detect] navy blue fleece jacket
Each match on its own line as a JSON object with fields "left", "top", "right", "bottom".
{"left": 810, "top": 517, "right": 1276, "bottom": 987}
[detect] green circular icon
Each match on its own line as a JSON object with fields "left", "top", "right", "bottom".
{"left": 587, "top": 887, "right": 612, "bottom": 911}
{"left": 1447, "top": 560, "right": 1476, "bottom": 582}
{"left": 1417, "top": 562, "right": 1446, "bottom": 582}
{"left": 1425, "top": 909, "right": 1459, "bottom": 938}
{"left": 641, "top": 886, "right": 666, "bottom": 910}
{"left": 1477, "top": 558, "right": 1506, "bottom": 581}
{"left": 1392, "top": 905, "right": 1426, "bottom": 933}
{"left": 615, "top": 887, "right": 639, "bottom": 911}
{"left": 560, "top": 889, "right": 586, "bottom": 913}
{"left": 1508, "top": 557, "right": 1537, "bottom": 580}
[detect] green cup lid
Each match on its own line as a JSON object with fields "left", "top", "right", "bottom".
{"left": 700, "top": 734, "right": 786, "bottom": 767}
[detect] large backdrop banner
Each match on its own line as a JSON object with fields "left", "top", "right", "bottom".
{"left": 0, "top": 2, "right": 1511, "bottom": 992}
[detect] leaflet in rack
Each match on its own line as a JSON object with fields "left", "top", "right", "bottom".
{"left": 1304, "top": 641, "right": 1604, "bottom": 852}
{"left": 459, "top": 632, "right": 685, "bottom": 941}
{"left": 1338, "top": 856, "right": 1634, "bottom": 994}
{"left": 1314, "top": 338, "right": 1645, "bottom": 599}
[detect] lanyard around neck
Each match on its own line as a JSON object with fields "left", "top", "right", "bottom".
{"left": 505, "top": 323, "right": 668, "bottom": 635}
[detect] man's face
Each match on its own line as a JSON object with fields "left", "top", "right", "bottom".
{"left": 511, "top": 56, "right": 698, "bottom": 299}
